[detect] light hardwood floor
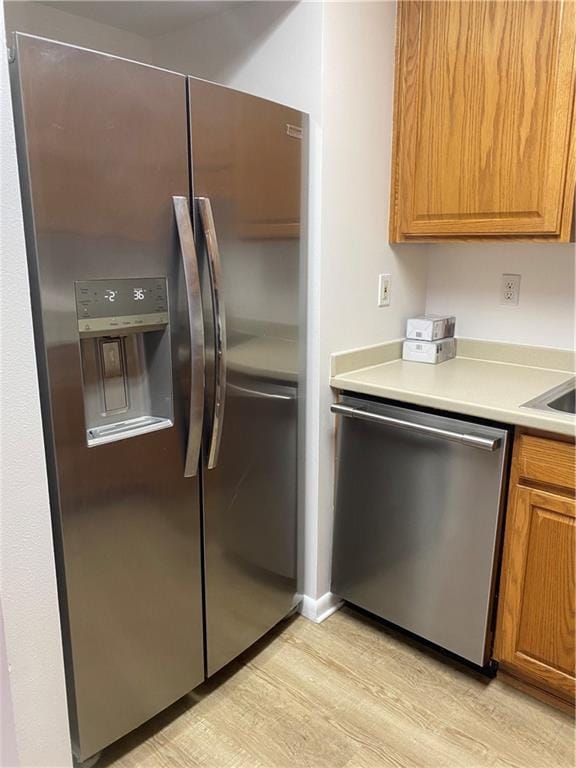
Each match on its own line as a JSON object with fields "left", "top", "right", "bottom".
{"left": 101, "top": 607, "right": 574, "bottom": 768}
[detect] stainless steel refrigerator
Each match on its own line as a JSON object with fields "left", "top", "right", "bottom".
{"left": 10, "top": 33, "right": 305, "bottom": 763}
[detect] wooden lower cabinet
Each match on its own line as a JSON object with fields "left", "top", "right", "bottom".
{"left": 495, "top": 432, "right": 576, "bottom": 710}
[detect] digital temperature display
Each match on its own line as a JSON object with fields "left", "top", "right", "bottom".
{"left": 75, "top": 278, "right": 168, "bottom": 335}
{"left": 104, "top": 288, "right": 146, "bottom": 303}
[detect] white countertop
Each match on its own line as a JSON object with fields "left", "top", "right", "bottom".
{"left": 330, "top": 343, "right": 575, "bottom": 436}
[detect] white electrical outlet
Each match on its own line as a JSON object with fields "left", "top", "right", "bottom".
{"left": 378, "top": 273, "right": 391, "bottom": 307}
{"left": 500, "top": 273, "right": 521, "bottom": 306}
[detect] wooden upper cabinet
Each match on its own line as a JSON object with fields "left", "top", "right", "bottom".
{"left": 390, "top": 1, "right": 576, "bottom": 242}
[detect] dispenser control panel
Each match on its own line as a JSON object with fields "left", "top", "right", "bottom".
{"left": 75, "top": 278, "right": 169, "bottom": 335}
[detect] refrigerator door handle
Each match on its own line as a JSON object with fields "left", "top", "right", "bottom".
{"left": 197, "top": 196, "right": 227, "bottom": 470}
{"left": 173, "top": 196, "right": 205, "bottom": 477}
{"left": 228, "top": 382, "right": 295, "bottom": 401}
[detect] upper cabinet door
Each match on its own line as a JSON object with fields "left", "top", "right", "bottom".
{"left": 390, "top": 1, "right": 576, "bottom": 242}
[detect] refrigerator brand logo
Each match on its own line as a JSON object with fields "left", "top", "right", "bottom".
{"left": 286, "top": 124, "right": 303, "bottom": 140}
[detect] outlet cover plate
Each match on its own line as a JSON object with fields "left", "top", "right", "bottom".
{"left": 501, "top": 273, "right": 521, "bottom": 306}
{"left": 378, "top": 273, "right": 391, "bottom": 307}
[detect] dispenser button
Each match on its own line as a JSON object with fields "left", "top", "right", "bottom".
{"left": 102, "top": 340, "right": 122, "bottom": 378}
{"left": 100, "top": 339, "right": 127, "bottom": 412}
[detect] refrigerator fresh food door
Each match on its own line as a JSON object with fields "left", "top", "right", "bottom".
{"left": 11, "top": 35, "right": 205, "bottom": 761}
{"left": 189, "top": 78, "right": 302, "bottom": 676}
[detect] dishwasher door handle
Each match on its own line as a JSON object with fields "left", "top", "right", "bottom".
{"left": 331, "top": 404, "right": 501, "bottom": 452}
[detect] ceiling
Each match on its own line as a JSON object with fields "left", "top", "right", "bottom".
{"left": 39, "top": 1, "right": 244, "bottom": 38}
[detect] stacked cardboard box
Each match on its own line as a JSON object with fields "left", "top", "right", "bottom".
{"left": 403, "top": 315, "right": 456, "bottom": 364}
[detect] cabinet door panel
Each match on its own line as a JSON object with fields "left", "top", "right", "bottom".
{"left": 517, "top": 502, "right": 575, "bottom": 676}
{"left": 390, "top": 0, "right": 576, "bottom": 240}
{"left": 498, "top": 487, "right": 575, "bottom": 701}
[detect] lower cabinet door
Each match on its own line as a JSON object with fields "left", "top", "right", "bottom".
{"left": 498, "top": 486, "right": 575, "bottom": 701}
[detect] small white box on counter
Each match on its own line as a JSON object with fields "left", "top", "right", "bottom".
{"left": 402, "top": 338, "right": 456, "bottom": 365}
{"left": 406, "top": 314, "right": 455, "bottom": 341}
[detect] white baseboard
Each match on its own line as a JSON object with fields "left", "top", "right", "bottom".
{"left": 299, "top": 592, "right": 343, "bottom": 624}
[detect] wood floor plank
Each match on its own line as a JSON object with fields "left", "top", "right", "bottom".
{"left": 102, "top": 608, "right": 574, "bottom": 768}
{"left": 287, "top": 610, "right": 573, "bottom": 766}
{"left": 246, "top": 630, "right": 491, "bottom": 767}
{"left": 243, "top": 641, "right": 455, "bottom": 767}
{"left": 179, "top": 660, "right": 354, "bottom": 767}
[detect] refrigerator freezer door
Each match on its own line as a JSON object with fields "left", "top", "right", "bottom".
{"left": 12, "top": 35, "right": 204, "bottom": 761}
{"left": 189, "top": 78, "right": 303, "bottom": 676}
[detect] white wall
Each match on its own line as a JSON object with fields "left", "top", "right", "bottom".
{"left": 4, "top": 0, "right": 152, "bottom": 61}
{"left": 314, "top": 0, "right": 427, "bottom": 598}
{"left": 0, "top": 5, "right": 72, "bottom": 766}
{"left": 426, "top": 243, "right": 575, "bottom": 350}
{"left": 150, "top": 1, "right": 322, "bottom": 116}
{"left": 1, "top": 607, "right": 19, "bottom": 767}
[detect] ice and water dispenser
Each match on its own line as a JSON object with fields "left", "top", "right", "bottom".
{"left": 75, "top": 278, "right": 173, "bottom": 446}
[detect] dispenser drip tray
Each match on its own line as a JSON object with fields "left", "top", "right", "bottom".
{"left": 87, "top": 416, "right": 172, "bottom": 447}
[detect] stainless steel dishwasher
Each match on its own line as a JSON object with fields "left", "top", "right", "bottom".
{"left": 331, "top": 395, "right": 511, "bottom": 666}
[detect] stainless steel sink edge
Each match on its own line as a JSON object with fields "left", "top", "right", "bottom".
{"left": 521, "top": 376, "right": 576, "bottom": 415}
